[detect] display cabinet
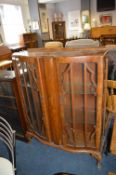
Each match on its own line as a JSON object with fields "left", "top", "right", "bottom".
{"left": 52, "top": 21, "right": 66, "bottom": 40}
{"left": 0, "top": 70, "right": 28, "bottom": 139}
{"left": 13, "top": 47, "right": 109, "bottom": 161}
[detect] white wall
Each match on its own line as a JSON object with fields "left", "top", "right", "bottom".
{"left": 90, "top": 0, "right": 116, "bottom": 27}
{"left": 56, "top": 0, "right": 81, "bottom": 38}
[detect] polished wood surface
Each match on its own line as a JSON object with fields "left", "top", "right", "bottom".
{"left": 12, "top": 47, "right": 109, "bottom": 160}
{"left": 110, "top": 119, "right": 116, "bottom": 154}
{"left": 13, "top": 47, "right": 108, "bottom": 58}
{"left": 91, "top": 26, "right": 116, "bottom": 38}
{"left": 106, "top": 80, "right": 116, "bottom": 155}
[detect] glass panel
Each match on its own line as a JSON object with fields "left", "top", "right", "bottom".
{"left": 16, "top": 61, "right": 47, "bottom": 140}
{"left": 59, "top": 62, "right": 97, "bottom": 148}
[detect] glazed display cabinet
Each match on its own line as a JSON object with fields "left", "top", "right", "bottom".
{"left": 13, "top": 48, "right": 108, "bottom": 161}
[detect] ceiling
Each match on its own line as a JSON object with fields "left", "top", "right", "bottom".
{"left": 38, "top": 0, "right": 69, "bottom": 3}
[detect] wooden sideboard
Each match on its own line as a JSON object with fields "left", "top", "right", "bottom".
{"left": 12, "top": 47, "right": 109, "bottom": 161}
{"left": 19, "top": 32, "right": 38, "bottom": 48}
{"left": 91, "top": 26, "right": 116, "bottom": 38}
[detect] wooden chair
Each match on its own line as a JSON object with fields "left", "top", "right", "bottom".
{"left": 65, "top": 39, "right": 100, "bottom": 48}
{"left": 107, "top": 80, "right": 116, "bottom": 113}
{"left": 0, "top": 116, "right": 16, "bottom": 175}
{"left": 44, "top": 41, "right": 63, "bottom": 48}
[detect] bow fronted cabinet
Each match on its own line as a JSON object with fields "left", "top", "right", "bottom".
{"left": 12, "top": 47, "right": 111, "bottom": 162}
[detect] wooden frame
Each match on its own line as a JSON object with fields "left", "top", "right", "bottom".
{"left": 68, "top": 10, "right": 81, "bottom": 31}
{"left": 100, "top": 14, "right": 112, "bottom": 26}
{"left": 13, "top": 48, "right": 108, "bottom": 161}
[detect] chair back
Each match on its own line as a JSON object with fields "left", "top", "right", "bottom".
{"left": 65, "top": 39, "right": 100, "bottom": 48}
{"left": 0, "top": 116, "right": 16, "bottom": 173}
{"left": 45, "top": 41, "right": 63, "bottom": 48}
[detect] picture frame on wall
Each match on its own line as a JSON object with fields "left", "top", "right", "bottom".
{"left": 100, "top": 14, "right": 112, "bottom": 26}
{"left": 68, "top": 10, "right": 81, "bottom": 31}
{"left": 39, "top": 8, "right": 49, "bottom": 33}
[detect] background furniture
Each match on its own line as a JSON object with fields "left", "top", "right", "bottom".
{"left": 0, "top": 116, "right": 16, "bottom": 175}
{"left": 110, "top": 119, "right": 116, "bottom": 154}
{"left": 91, "top": 26, "right": 116, "bottom": 39}
{"left": 44, "top": 41, "right": 63, "bottom": 48}
{"left": 0, "top": 46, "right": 28, "bottom": 140}
{"left": 52, "top": 21, "right": 66, "bottom": 41}
{"left": 0, "top": 45, "right": 12, "bottom": 70}
{"left": 0, "top": 70, "right": 27, "bottom": 140}
{"left": 100, "top": 34, "right": 116, "bottom": 45}
{"left": 19, "top": 32, "right": 38, "bottom": 48}
{"left": 65, "top": 39, "right": 100, "bottom": 48}
{"left": 106, "top": 80, "right": 116, "bottom": 155}
{"left": 13, "top": 48, "right": 108, "bottom": 161}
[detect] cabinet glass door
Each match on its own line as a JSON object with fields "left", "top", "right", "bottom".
{"left": 56, "top": 56, "right": 104, "bottom": 150}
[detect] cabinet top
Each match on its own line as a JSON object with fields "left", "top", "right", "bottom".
{"left": 20, "top": 32, "right": 38, "bottom": 36}
{"left": 52, "top": 21, "right": 65, "bottom": 23}
{"left": 13, "top": 47, "right": 108, "bottom": 58}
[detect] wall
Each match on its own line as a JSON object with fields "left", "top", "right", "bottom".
{"left": 46, "top": 3, "right": 56, "bottom": 38}
{"left": 28, "top": 0, "right": 44, "bottom": 46}
{"left": 81, "top": 0, "right": 90, "bottom": 11}
{"left": 90, "top": 0, "right": 116, "bottom": 27}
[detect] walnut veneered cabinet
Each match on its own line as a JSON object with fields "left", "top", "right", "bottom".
{"left": 52, "top": 21, "right": 66, "bottom": 40}
{"left": 13, "top": 48, "right": 108, "bottom": 161}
